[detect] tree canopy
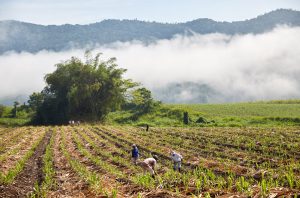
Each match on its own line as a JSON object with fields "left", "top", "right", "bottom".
{"left": 129, "top": 87, "right": 160, "bottom": 114}
{"left": 31, "top": 52, "right": 136, "bottom": 124}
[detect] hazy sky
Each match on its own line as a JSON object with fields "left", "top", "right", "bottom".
{"left": 0, "top": 0, "right": 300, "bottom": 25}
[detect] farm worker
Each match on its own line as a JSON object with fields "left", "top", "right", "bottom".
{"left": 131, "top": 144, "right": 139, "bottom": 165}
{"left": 137, "top": 155, "right": 158, "bottom": 178}
{"left": 170, "top": 150, "right": 183, "bottom": 172}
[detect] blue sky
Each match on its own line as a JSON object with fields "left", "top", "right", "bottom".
{"left": 0, "top": 0, "right": 300, "bottom": 24}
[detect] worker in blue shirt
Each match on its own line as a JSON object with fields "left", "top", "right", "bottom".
{"left": 131, "top": 144, "right": 139, "bottom": 165}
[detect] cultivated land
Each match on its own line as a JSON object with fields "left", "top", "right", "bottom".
{"left": 0, "top": 124, "right": 299, "bottom": 197}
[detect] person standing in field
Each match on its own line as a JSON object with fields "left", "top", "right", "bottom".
{"left": 170, "top": 150, "right": 183, "bottom": 172}
{"left": 137, "top": 155, "right": 158, "bottom": 178}
{"left": 131, "top": 144, "right": 139, "bottom": 165}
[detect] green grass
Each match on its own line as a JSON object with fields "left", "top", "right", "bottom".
{"left": 106, "top": 100, "right": 300, "bottom": 127}
{"left": 0, "top": 118, "right": 30, "bottom": 126}
{"left": 171, "top": 103, "right": 300, "bottom": 118}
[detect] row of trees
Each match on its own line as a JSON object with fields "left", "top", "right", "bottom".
{"left": 28, "top": 52, "right": 159, "bottom": 124}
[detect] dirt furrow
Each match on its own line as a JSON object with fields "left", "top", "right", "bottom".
{"left": 0, "top": 130, "right": 52, "bottom": 198}
{"left": 47, "top": 128, "right": 101, "bottom": 198}
{"left": 70, "top": 127, "right": 147, "bottom": 197}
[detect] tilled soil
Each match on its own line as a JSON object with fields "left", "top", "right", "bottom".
{"left": 0, "top": 130, "right": 52, "bottom": 198}
{"left": 47, "top": 128, "right": 102, "bottom": 198}
{"left": 0, "top": 129, "right": 44, "bottom": 174}
{"left": 74, "top": 127, "right": 181, "bottom": 198}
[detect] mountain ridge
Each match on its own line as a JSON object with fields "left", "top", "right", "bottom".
{"left": 0, "top": 9, "right": 299, "bottom": 54}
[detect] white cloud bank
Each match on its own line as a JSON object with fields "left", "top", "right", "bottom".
{"left": 0, "top": 26, "right": 300, "bottom": 103}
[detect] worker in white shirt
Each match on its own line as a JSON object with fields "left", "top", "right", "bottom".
{"left": 170, "top": 150, "right": 183, "bottom": 172}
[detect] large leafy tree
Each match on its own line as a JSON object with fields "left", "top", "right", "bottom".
{"left": 28, "top": 92, "right": 44, "bottom": 111}
{"left": 130, "top": 87, "right": 160, "bottom": 114}
{"left": 32, "top": 52, "right": 136, "bottom": 124}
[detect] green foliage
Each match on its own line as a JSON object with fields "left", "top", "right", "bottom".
{"left": 0, "top": 105, "right": 4, "bottom": 117}
{"left": 0, "top": 105, "right": 26, "bottom": 126}
{"left": 32, "top": 52, "right": 135, "bottom": 124}
{"left": 133, "top": 174, "right": 156, "bottom": 189}
{"left": 122, "top": 87, "right": 161, "bottom": 122}
{"left": 15, "top": 110, "right": 29, "bottom": 119}
{"left": 260, "top": 179, "right": 269, "bottom": 197}
{"left": 107, "top": 104, "right": 195, "bottom": 126}
{"left": 28, "top": 92, "right": 44, "bottom": 112}
{"left": 0, "top": 118, "right": 29, "bottom": 126}
{"left": 0, "top": 106, "right": 13, "bottom": 118}
{"left": 0, "top": 102, "right": 31, "bottom": 120}
{"left": 129, "top": 87, "right": 160, "bottom": 114}
{"left": 236, "top": 176, "right": 250, "bottom": 192}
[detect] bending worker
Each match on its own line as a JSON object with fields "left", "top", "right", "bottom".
{"left": 137, "top": 155, "right": 158, "bottom": 178}
{"left": 170, "top": 150, "right": 183, "bottom": 172}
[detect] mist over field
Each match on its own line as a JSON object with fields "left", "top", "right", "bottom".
{"left": 0, "top": 26, "right": 300, "bottom": 104}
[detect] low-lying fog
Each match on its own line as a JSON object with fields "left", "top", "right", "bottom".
{"left": 1, "top": 26, "right": 300, "bottom": 104}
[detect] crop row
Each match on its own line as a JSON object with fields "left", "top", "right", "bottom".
{"left": 0, "top": 127, "right": 47, "bottom": 184}
{"left": 91, "top": 125, "right": 300, "bottom": 196}
{"left": 1, "top": 125, "right": 299, "bottom": 197}
{"left": 0, "top": 127, "right": 33, "bottom": 154}
{"left": 111, "top": 126, "right": 300, "bottom": 173}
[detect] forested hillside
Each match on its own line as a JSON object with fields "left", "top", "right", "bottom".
{"left": 0, "top": 9, "right": 299, "bottom": 54}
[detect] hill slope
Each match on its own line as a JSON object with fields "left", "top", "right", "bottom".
{"left": 107, "top": 100, "right": 300, "bottom": 126}
{"left": 0, "top": 9, "right": 299, "bottom": 54}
